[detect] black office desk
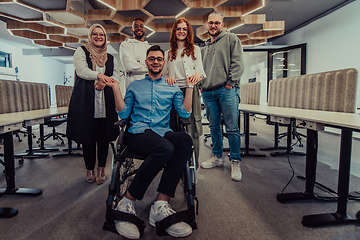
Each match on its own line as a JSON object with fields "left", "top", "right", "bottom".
{"left": 240, "top": 104, "right": 360, "bottom": 227}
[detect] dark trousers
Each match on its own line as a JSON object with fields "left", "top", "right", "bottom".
{"left": 82, "top": 118, "right": 109, "bottom": 170}
{"left": 125, "top": 129, "right": 192, "bottom": 200}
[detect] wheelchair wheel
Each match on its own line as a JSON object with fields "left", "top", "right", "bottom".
{"left": 116, "top": 159, "right": 131, "bottom": 201}
{"left": 107, "top": 159, "right": 131, "bottom": 209}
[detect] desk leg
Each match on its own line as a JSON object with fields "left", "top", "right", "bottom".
{"left": 277, "top": 129, "right": 318, "bottom": 203}
{"left": 0, "top": 132, "right": 18, "bottom": 218}
{"left": 270, "top": 120, "right": 306, "bottom": 157}
{"left": 240, "top": 112, "right": 255, "bottom": 151}
{"left": 260, "top": 122, "right": 287, "bottom": 151}
{"left": 302, "top": 129, "right": 356, "bottom": 227}
{"left": 241, "top": 112, "right": 266, "bottom": 157}
{"left": 32, "top": 124, "right": 59, "bottom": 152}
{"left": 16, "top": 126, "right": 49, "bottom": 158}
{"left": 0, "top": 132, "right": 42, "bottom": 199}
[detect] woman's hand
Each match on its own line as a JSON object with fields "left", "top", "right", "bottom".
{"left": 188, "top": 73, "right": 201, "bottom": 84}
{"left": 166, "top": 77, "right": 176, "bottom": 85}
{"left": 97, "top": 73, "right": 112, "bottom": 83}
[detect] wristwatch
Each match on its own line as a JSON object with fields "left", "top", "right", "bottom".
{"left": 186, "top": 85, "right": 194, "bottom": 88}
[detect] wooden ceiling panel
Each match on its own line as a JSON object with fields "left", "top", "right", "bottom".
{"left": 34, "top": 39, "right": 63, "bottom": 47}
{"left": 1, "top": 0, "right": 285, "bottom": 47}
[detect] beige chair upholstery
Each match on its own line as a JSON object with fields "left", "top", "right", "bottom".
{"left": 268, "top": 68, "right": 357, "bottom": 113}
{"left": 240, "top": 82, "right": 261, "bottom": 105}
{"left": 55, "top": 85, "right": 73, "bottom": 107}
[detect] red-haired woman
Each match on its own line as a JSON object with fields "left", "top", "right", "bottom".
{"left": 163, "top": 18, "right": 206, "bottom": 168}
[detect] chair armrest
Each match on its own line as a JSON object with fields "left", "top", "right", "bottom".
{"left": 179, "top": 118, "right": 190, "bottom": 126}
{"left": 114, "top": 119, "right": 129, "bottom": 128}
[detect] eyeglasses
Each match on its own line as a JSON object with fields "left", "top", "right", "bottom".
{"left": 207, "top": 21, "right": 222, "bottom": 26}
{"left": 92, "top": 33, "right": 105, "bottom": 37}
{"left": 176, "top": 28, "right": 188, "bottom": 32}
{"left": 147, "top": 57, "right": 164, "bottom": 62}
{"left": 134, "top": 24, "right": 144, "bottom": 28}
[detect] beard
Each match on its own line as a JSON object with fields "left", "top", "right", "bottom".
{"left": 208, "top": 28, "right": 221, "bottom": 37}
{"left": 148, "top": 65, "right": 163, "bottom": 75}
{"left": 134, "top": 31, "right": 145, "bottom": 40}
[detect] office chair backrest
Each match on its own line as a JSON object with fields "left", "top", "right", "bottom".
{"left": 0, "top": 79, "right": 50, "bottom": 114}
{"left": 268, "top": 68, "right": 357, "bottom": 113}
{"left": 240, "top": 82, "right": 261, "bottom": 105}
{"left": 55, "top": 85, "right": 73, "bottom": 107}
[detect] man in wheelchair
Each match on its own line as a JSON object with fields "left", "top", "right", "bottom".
{"left": 106, "top": 45, "right": 197, "bottom": 239}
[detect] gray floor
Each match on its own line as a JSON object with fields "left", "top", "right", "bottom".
{"left": 1, "top": 117, "right": 360, "bottom": 240}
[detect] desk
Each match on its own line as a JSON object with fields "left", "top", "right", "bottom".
{"left": 1, "top": 107, "right": 68, "bottom": 158}
{"left": 240, "top": 105, "right": 304, "bottom": 157}
{"left": 239, "top": 104, "right": 360, "bottom": 227}
{"left": 0, "top": 117, "right": 42, "bottom": 198}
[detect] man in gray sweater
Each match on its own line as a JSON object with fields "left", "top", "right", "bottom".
{"left": 200, "top": 11, "right": 245, "bottom": 181}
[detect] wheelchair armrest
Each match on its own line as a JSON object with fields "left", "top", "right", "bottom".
{"left": 179, "top": 118, "right": 190, "bottom": 126}
{"left": 114, "top": 119, "right": 129, "bottom": 128}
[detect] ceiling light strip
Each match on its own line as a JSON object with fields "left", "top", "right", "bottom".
{"left": 175, "top": 7, "right": 190, "bottom": 18}
{"left": 145, "top": 25, "right": 155, "bottom": 38}
{"left": 97, "top": 0, "right": 116, "bottom": 11}
{"left": 228, "top": 23, "right": 245, "bottom": 31}
{"left": 263, "top": 28, "right": 283, "bottom": 31}
{"left": 242, "top": 0, "right": 265, "bottom": 17}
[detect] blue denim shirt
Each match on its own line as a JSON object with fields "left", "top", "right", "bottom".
{"left": 117, "top": 74, "right": 191, "bottom": 137}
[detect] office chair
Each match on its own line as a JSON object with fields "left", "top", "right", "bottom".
{"left": 36, "top": 116, "right": 67, "bottom": 146}
{"left": 278, "top": 120, "right": 306, "bottom": 147}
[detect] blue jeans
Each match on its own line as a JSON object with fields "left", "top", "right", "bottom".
{"left": 202, "top": 86, "right": 241, "bottom": 161}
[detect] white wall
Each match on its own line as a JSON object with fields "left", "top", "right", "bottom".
{"left": 271, "top": 0, "right": 360, "bottom": 111}
{"left": 0, "top": 40, "right": 66, "bottom": 105}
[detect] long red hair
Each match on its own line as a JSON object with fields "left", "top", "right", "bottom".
{"left": 168, "top": 18, "right": 196, "bottom": 61}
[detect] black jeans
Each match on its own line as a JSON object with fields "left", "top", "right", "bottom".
{"left": 82, "top": 118, "right": 109, "bottom": 170}
{"left": 125, "top": 129, "right": 192, "bottom": 200}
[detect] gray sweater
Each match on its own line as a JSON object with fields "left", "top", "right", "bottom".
{"left": 201, "top": 30, "right": 245, "bottom": 91}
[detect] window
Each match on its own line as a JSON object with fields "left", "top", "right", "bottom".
{"left": 0, "top": 51, "right": 12, "bottom": 68}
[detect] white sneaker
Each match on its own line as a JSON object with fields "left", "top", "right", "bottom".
{"left": 231, "top": 159, "right": 242, "bottom": 181}
{"left": 114, "top": 200, "right": 140, "bottom": 239}
{"left": 149, "top": 202, "right": 192, "bottom": 238}
{"left": 200, "top": 155, "right": 224, "bottom": 169}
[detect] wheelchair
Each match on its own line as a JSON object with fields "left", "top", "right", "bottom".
{"left": 103, "top": 117, "right": 199, "bottom": 237}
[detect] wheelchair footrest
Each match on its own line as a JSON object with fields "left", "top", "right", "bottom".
{"left": 155, "top": 208, "right": 197, "bottom": 236}
{"left": 104, "top": 207, "right": 146, "bottom": 238}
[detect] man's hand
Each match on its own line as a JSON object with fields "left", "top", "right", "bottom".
{"left": 166, "top": 77, "right": 176, "bottom": 85}
{"left": 94, "top": 81, "right": 106, "bottom": 90}
{"left": 105, "top": 79, "right": 119, "bottom": 89}
{"left": 185, "top": 76, "right": 195, "bottom": 88}
{"left": 225, "top": 84, "right": 233, "bottom": 89}
{"left": 188, "top": 73, "right": 201, "bottom": 84}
